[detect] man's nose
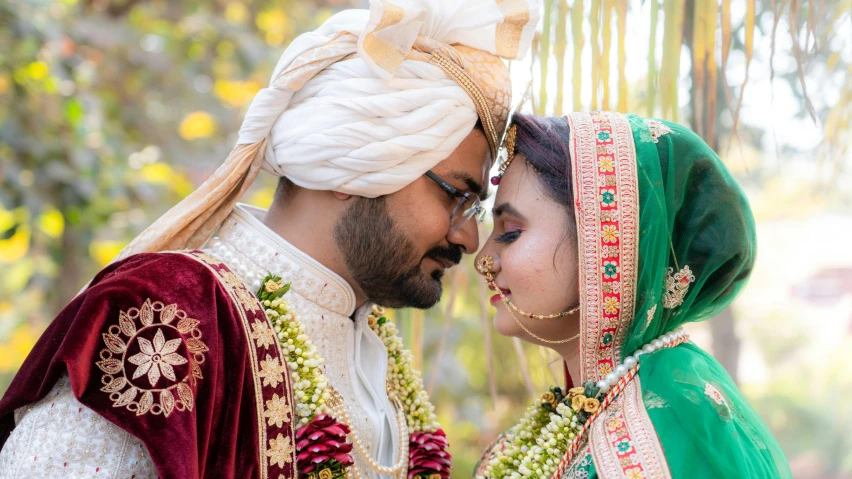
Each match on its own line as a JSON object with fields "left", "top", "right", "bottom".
{"left": 448, "top": 218, "right": 480, "bottom": 254}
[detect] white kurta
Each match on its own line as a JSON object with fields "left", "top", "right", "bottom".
{"left": 0, "top": 203, "right": 402, "bottom": 479}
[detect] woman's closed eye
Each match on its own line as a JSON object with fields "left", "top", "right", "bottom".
{"left": 495, "top": 230, "right": 521, "bottom": 244}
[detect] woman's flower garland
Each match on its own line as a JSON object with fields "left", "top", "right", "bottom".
{"left": 256, "top": 274, "right": 450, "bottom": 479}
{"left": 478, "top": 385, "right": 599, "bottom": 479}
{"left": 479, "top": 329, "right": 689, "bottom": 479}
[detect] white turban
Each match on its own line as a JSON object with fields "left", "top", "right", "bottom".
{"left": 241, "top": 0, "right": 539, "bottom": 197}
{"left": 112, "top": 0, "right": 538, "bottom": 261}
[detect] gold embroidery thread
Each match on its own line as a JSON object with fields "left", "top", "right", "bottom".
{"left": 663, "top": 265, "right": 695, "bottom": 309}
{"left": 97, "top": 298, "right": 207, "bottom": 417}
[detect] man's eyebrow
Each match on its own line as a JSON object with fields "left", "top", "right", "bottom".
{"left": 492, "top": 202, "right": 527, "bottom": 220}
{"left": 449, "top": 172, "right": 490, "bottom": 201}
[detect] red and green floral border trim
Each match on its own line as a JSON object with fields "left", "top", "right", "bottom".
{"left": 566, "top": 111, "right": 639, "bottom": 384}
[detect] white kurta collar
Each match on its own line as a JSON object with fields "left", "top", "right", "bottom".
{"left": 212, "top": 203, "right": 357, "bottom": 316}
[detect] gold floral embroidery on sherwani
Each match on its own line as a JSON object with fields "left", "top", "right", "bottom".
{"left": 184, "top": 249, "right": 297, "bottom": 479}
{"left": 97, "top": 298, "right": 208, "bottom": 417}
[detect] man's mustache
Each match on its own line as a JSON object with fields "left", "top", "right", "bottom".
{"left": 423, "top": 245, "right": 463, "bottom": 267}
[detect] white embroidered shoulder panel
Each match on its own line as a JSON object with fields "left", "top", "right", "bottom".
{"left": 0, "top": 375, "right": 157, "bottom": 479}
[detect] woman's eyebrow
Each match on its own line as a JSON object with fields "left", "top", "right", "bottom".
{"left": 492, "top": 202, "right": 527, "bottom": 220}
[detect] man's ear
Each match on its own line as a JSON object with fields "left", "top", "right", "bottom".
{"left": 333, "top": 191, "right": 352, "bottom": 200}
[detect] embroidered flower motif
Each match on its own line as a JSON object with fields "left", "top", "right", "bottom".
{"left": 598, "top": 156, "right": 615, "bottom": 172}
{"left": 603, "top": 297, "right": 620, "bottom": 314}
{"left": 128, "top": 329, "right": 187, "bottom": 387}
{"left": 602, "top": 332, "right": 614, "bottom": 345}
{"left": 643, "top": 119, "right": 673, "bottom": 143}
{"left": 264, "top": 393, "right": 292, "bottom": 428}
{"left": 626, "top": 468, "right": 645, "bottom": 479}
{"left": 602, "top": 281, "right": 622, "bottom": 294}
{"left": 704, "top": 382, "right": 727, "bottom": 406}
{"left": 600, "top": 188, "right": 617, "bottom": 207}
{"left": 250, "top": 320, "right": 276, "bottom": 349}
{"left": 664, "top": 265, "right": 695, "bottom": 308}
{"left": 266, "top": 433, "right": 295, "bottom": 467}
{"left": 597, "top": 131, "right": 612, "bottom": 142}
{"left": 616, "top": 440, "right": 632, "bottom": 453}
{"left": 97, "top": 298, "right": 207, "bottom": 417}
{"left": 219, "top": 271, "right": 261, "bottom": 313}
{"left": 601, "top": 225, "right": 619, "bottom": 243}
{"left": 603, "top": 261, "right": 619, "bottom": 279}
{"left": 258, "top": 354, "right": 287, "bottom": 388}
{"left": 606, "top": 417, "right": 623, "bottom": 432}
{"left": 599, "top": 363, "right": 613, "bottom": 376}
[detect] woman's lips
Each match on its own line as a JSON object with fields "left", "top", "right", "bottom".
{"left": 490, "top": 290, "right": 511, "bottom": 306}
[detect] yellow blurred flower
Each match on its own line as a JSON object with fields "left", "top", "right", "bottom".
{"left": 0, "top": 324, "right": 43, "bottom": 373}
{"left": 225, "top": 2, "right": 249, "bottom": 24}
{"left": 179, "top": 111, "right": 217, "bottom": 140}
{"left": 248, "top": 186, "right": 275, "bottom": 209}
{"left": 214, "top": 80, "right": 261, "bottom": 108}
{"left": 27, "top": 61, "right": 49, "bottom": 80}
{"left": 256, "top": 9, "right": 291, "bottom": 46}
{"left": 89, "top": 240, "right": 126, "bottom": 267}
{"left": 139, "top": 163, "right": 194, "bottom": 197}
{"left": 37, "top": 207, "right": 64, "bottom": 239}
{"left": 0, "top": 224, "right": 30, "bottom": 263}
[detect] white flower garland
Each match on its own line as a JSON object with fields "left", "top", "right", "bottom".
{"left": 258, "top": 276, "right": 439, "bottom": 433}
{"left": 479, "top": 391, "right": 584, "bottom": 479}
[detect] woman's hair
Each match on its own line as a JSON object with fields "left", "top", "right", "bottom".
{"left": 511, "top": 113, "right": 576, "bottom": 235}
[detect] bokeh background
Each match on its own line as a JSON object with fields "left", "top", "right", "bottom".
{"left": 1, "top": 0, "right": 850, "bottom": 477}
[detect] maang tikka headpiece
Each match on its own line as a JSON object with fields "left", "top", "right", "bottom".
{"left": 490, "top": 81, "right": 532, "bottom": 186}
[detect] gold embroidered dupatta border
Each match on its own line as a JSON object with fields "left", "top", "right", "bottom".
{"left": 566, "top": 112, "right": 670, "bottom": 478}
{"left": 181, "top": 251, "right": 297, "bottom": 479}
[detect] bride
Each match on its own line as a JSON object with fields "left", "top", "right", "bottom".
{"left": 473, "top": 112, "right": 791, "bottom": 478}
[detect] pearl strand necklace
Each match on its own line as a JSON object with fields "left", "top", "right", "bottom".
{"left": 594, "top": 326, "right": 688, "bottom": 395}
{"left": 327, "top": 388, "right": 410, "bottom": 479}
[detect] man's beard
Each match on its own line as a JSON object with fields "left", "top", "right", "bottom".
{"left": 333, "top": 196, "right": 462, "bottom": 309}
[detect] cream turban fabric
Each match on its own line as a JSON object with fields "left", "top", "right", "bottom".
{"left": 113, "top": 0, "right": 538, "bottom": 261}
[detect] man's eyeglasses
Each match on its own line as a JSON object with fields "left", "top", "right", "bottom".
{"left": 424, "top": 171, "right": 487, "bottom": 233}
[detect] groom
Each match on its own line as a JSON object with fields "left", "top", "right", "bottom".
{"left": 0, "top": 1, "right": 538, "bottom": 478}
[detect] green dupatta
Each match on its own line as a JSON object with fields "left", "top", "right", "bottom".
{"left": 561, "top": 112, "right": 790, "bottom": 478}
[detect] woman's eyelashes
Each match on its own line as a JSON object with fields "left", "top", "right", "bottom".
{"left": 494, "top": 230, "right": 521, "bottom": 244}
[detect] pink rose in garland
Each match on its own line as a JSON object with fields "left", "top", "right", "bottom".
{"left": 295, "top": 415, "right": 354, "bottom": 477}
{"left": 408, "top": 429, "right": 451, "bottom": 479}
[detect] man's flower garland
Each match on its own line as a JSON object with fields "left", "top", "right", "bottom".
{"left": 256, "top": 274, "right": 451, "bottom": 479}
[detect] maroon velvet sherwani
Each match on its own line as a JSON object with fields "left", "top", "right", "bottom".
{"left": 0, "top": 250, "right": 297, "bottom": 478}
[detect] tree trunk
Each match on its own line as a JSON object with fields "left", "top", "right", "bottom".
{"left": 710, "top": 306, "right": 740, "bottom": 385}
